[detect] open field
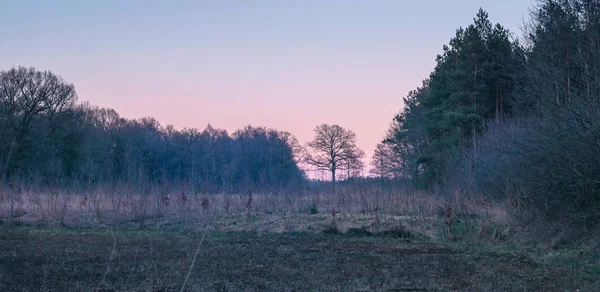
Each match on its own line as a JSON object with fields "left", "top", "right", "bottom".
{"left": 3, "top": 0, "right": 600, "bottom": 290}
{"left": 2, "top": 190, "right": 600, "bottom": 291}
{"left": 0, "top": 187, "right": 509, "bottom": 229}
{"left": 1, "top": 224, "right": 599, "bottom": 291}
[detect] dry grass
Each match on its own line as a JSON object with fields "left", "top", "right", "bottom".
{"left": 0, "top": 185, "right": 512, "bottom": 242}
{"left": 2, "top": 227, "right": 598, "bottom": 291}
{"left": 2, "top": 186, "right": 599, "bottom": 291}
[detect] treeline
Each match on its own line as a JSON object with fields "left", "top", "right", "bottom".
{"left": 374, "top": 0, "right": 600, "bottom": 233}
{"left": 0, "top": 67, "right": 305, "bottom": 193}
{"left": 372, "top": 8, "right": 525, "bottom": 183}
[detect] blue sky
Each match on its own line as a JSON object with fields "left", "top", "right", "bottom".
{"left": 1, "top": 0, "right": 534, "bottom": 171}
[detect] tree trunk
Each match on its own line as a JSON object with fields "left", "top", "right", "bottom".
{"left": 331, "top": 168, "right": 336, "bottom": 184}
{"left": 495, "top": 81, "right": 499, "bottom": 121}
{"left": 347, "top": 163, "right": 351, "bottom": 180}
{"left": 1, "top": 138, "right": 17, "bottom": 184}
{"left": 331, "top": 167, "right": 336, "bottom": 192}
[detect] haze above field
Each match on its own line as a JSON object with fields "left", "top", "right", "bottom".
{"left": 0, "top": 0, "right": 532, "bottom": 167}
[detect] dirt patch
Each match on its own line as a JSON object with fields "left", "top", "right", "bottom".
{"left": 0, "top": 226, "right": 597, "bottom": 291}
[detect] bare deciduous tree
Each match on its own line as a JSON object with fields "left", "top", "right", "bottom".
{"left": 305, "top": 124, "right": 362, "bottom": 185}
{"left": 279, "top": 131, "right": 306, "bottom": 164}
{"left": 370, "top": 142, "right": 404, "bottom": 179}
{"left": 0, "top": 67, "right": 77, "bottom": 183}
{"left": 341, "top": 144, "right": 365, "bottom": 180}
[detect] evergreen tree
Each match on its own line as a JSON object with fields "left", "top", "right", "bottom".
{"left": 384, "top": 9, "right": 522, "bottom": 187}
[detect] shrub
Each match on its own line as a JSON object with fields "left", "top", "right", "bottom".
{"left": 448, "top": 103, "right": 600, "bottom": 242}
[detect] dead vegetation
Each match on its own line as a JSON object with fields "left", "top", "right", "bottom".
{"left": 0, "top": 185, "right": 509, "bottom": 231}
{"left": 1, "top": 186, "right": 598, "bottom": 290}
{"left": 1, "top": 227, "right": 598, "bottom": 291}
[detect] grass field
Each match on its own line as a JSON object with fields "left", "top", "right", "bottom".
{"left": 2, "top": 190, "right": 600, "bottom": 291}
{"left": 1, "top": 219, "right": 599, "bottom": 291}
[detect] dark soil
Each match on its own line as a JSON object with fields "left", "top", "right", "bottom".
{"left": 0, "top": 226, "right": 597, "bottom": 291}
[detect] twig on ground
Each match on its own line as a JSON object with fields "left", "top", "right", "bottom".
{"left": 100, "top": 228, "right": 117, "bottom": 288}
{"left": 180, "top": 227, "right": 208, "bottom": 292}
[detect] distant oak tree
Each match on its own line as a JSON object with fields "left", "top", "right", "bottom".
{"left": 305, "top": 124, "right": 363, "bottom": 185}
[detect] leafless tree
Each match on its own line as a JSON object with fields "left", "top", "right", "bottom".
{"left": 341, "top": 144, "right": 365, "bottom": 180}
{"left": 279, "top": 131, "right": 306, "bottom": 164}
{"left": 0, "top": 67, "right": 77, "bottom": 183}
{"left": 305, "top": 124, "right": 362, "bottom": 185}
{"left": 370, "top": 143, "right": 391, "bottom": 179}
{"left": 370, "top": 142, "right": 404, "bottom": 179}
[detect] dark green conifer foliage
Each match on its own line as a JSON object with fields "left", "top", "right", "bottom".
{"left": 385, "top": 9, "right": 522, "bottom": 186}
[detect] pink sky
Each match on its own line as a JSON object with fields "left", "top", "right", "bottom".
{"left": 1, "top": 1, "right": 533, "bottom": 174}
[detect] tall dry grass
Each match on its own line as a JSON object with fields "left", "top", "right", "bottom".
{"left": 0, "top": 184, "right": 511, "bottom": 237}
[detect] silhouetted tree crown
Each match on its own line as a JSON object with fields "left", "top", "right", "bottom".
{"left": 0, "top": 67, "right": 305, "bottom": 193}
{"left": 305, "top": 124, "right": 364, "bottom": 184}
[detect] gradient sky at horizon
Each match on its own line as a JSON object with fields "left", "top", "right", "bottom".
{"left": 1, "top": 0, "right": 533, "bottom": 174}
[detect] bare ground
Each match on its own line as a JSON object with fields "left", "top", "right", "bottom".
{"left": 1, "top": 222, "right": 598, "bottom": 291}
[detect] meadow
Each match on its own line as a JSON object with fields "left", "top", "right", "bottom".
{"left": 2, "top": 186, "right": 599, "bottom": 291}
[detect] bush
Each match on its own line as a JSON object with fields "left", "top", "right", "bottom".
{"left": 448, "top": 102, "right": 600, "bottom": 240}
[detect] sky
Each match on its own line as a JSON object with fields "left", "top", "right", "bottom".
{"left": 1, "top": 0, "right": 533, "bottom": 173}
